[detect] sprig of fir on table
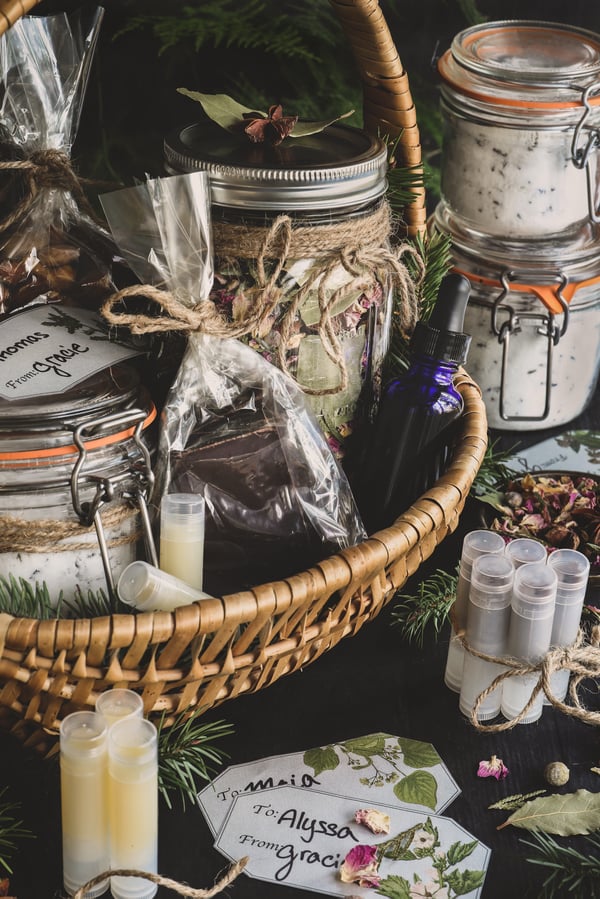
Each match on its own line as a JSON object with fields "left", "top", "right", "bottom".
{"left": 0, "top": 787, "right": 33, "bottom": 876}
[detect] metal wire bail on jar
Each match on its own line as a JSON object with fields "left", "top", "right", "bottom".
{"left": 0, "top": 364, "right": 157, "bottom": 602}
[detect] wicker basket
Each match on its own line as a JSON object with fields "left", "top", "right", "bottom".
{"left": 0, "top": 0, "right": 487, "bottom": 751}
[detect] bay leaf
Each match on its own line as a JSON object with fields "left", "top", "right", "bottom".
{"left": 502, "top": 789, "right": 600, "bottom": 835}
{"left": 289, "top": 109, "right": 355, "bottom": 138}
{"left": 177, "top": 89, "right": 264, "bottom": 131}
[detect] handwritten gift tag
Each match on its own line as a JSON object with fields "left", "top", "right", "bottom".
{"left": 215, "top": 785, "right": 490, "bottom": 896}
{"left": 198, "top": 733, "right": 460, "bottom": 836}
{"left": 0, "top": 305, "right": 142, "bottom": 401}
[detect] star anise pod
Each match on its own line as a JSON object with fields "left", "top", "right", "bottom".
{"left": 243, "top": 104, "right": 298, "bottom": 145}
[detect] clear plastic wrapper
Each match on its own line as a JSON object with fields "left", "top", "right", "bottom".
{"left": 0, "top": 7, "right": 130, "bottom": 316}
{"left": 101, "top": 173, "right": 366, "bottom": 595}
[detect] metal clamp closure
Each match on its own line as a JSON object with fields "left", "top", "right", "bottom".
{"left": 70, "top": 407, "right": 156, "bottom": 598}
{"left": 491, "top": 270, "right": 569, "bottom": 422}
{"left": 572, "top": 83, "right": 600, "bottom": 223}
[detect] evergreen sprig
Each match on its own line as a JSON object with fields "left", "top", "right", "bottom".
{"left": 0, "top": 576, "right": 126, "bottom": 620}
{"left": 156, "top": 710, "right": 234, "bottom": 810}
{"left": 522, "top": 831, "right": 600, "bottom": 899}
{"left": 0, "top": 788, "right": 33, "bottom": 874}
{"left": 391, "top": 568, "right": 457, "bottom": 646}
{"left": 470, "top": 437, "right": 519, "bottom": 498}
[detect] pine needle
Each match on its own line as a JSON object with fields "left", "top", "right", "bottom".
{"left": 470, "top": 438, "right": 519, "bottom": 498}
{"left": 0, "top": 788, "right": 33, "bottom": 874}
{"left": 156, "top": 710, "right": 234, "bottom": 810}
{"left": 522, "top": 831, "right": 600, "bottom": 898}
{"left": 391, "top": 568, "right": 457, "bottom": 646}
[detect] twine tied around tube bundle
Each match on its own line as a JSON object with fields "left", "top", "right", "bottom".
{"left": 460, "top": 626, "right": 600, "bottom": 732}
{"left": 72, "top": 857, "right": 249, "bottom": 899}
{"left": 101, "top": 203, "right": 423, "bottom": 396}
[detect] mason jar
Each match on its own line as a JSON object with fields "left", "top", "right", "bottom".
{"left": 164, "top": 119, "right": 396, "bottom": 457}
{"left": 438, "top": 20, "right": 600, "bottom": 240}
{"left": 0, "top": 364, "right": 156, "bottom": 603}
{"left": 433, "top": 204, "right": 600, "bottom": 430}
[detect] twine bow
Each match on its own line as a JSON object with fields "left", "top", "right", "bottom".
{"left": 102, "top": 206, "right": 423, "bottom": 396}
{"left": 72, "top": 858, "right": 248, "bottom": 899}
{"left": 462, "top": 626, "right": 600, "bottom": 732}
{"left": 0, "top": 148, "right": 98, "bottom": 234}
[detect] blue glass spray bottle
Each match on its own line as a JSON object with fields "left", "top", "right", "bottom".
{"left": 356, "top": 273, "right": 472, "bottom": 533}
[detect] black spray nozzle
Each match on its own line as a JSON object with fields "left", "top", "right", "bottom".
{"left": 428, "top": 273, "right": 471, "bottom": 333}
{"left": 411, "top": 272, "right": 472, "bottom": 364}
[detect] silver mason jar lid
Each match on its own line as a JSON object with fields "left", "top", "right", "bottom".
{"left": 164, "top": 120, "right": 388, "bottom": 211}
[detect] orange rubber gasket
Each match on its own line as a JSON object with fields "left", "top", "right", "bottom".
{"left": 438, "top": 49, "right": 600, "bottom": 111}
{"left": 0, "top": 403, "right": 157, "bottom": 463}
{"left": 452, "top": 266, "right": 600, "bottom": 315}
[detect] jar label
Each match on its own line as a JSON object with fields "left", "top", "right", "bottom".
{"left": 0, "top": 305, "right": 142, "bottom": 401}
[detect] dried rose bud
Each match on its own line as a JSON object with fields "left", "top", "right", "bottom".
{"left": 354, "top": 808, "right": 390, "bottom": 835}
{"left": 477, "top": 755, "right": 509, "bottom": 780}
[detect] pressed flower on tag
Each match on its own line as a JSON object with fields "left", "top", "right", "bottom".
{"left": 339, "top": 844, "right": 381, "bottom": 888}
{"left": 477, "top": 755, "right": 509, "bottom": 780}
{"left": 354, "top": 808, "right": 391, "bottom": 834}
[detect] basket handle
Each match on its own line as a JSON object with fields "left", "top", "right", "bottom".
{"left": 0, "top": 0, "right": 427, "bottom": 238}
{"left": 0, "top": 0, "right": 41, "bottom": 32}
{"left": 329, "top": 0, "right": 427, "bottom": 237}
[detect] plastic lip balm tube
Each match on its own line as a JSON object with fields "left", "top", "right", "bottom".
{"left": 117, "top": 561, "right": 213, "bottom": 612}
{"left": 505, "top": 537, "right": 547, "bottom": 569}
{"left": 444, "top": 529, "right": 506, "bottom": 692}
{"left": 96, "top": 688, "right": 144, "bottom": 728}
{"left": 159, "top": 492, "right": 205, "bottom": 591}
{"left": 545, "top": 548, "right": 590, "bottom": 703}
{"left": 459, "top": 553, "right": 514, "bottom": 721}
{"left": 60, "top": 711, "right": 109, "bottom": 899}
{"left": 501, "top": 561, "right": 557, "bottom": 724}
{"left": 108, "top": 717, "right": 158, "bottom": 899}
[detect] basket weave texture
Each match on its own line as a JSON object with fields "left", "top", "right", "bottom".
{"left": 0, "top": 0, "right": 486, "bottom": 749}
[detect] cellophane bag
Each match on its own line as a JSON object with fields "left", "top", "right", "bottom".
{"left": 101, "top": 173, "right": 366, "bottom": 595}
{"left": 0, "top": 7, "right": 130, "bottom": 316}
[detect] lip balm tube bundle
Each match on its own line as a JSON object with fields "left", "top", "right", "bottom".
{"left": 501, "top": 561, "right": 557, "bottom": 724}
{"left": 444, "top": 529, "right": 506, "bottom": 691}
{"left": 545, "top": 548, "right": 590, "bottom": 703}
{"left": 459, "top": 553, "right": 514, "bottom": 721}
{"left": 108, "top": 717, "right": 159, "bottom": 899}
{"left": 60, "top": 712, "right": 110, "bottom": 898}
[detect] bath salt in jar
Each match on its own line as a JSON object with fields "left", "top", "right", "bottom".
{"left": 433, "top": 206, "right": 600, "bottom": 430}
{"left": 164, "top": 118, "right": 417, "bottom": 457}
{"left": 438, "top": 20, "right": 600, "bottom": 240}
{"left": 0, "top": 364, "right": 156, "bottom": 602}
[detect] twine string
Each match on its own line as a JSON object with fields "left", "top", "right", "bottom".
{"left": 0, "top": 503, "right": 139, "bottom": 554}
{"left": 72, "top": 857, "right": 249, "bottom": 899}
{"left": 101, "top": 204, "right": 422, "bottom": 396}
{"left": 461, "top": 626, "right": 600, "bottom": 732}
{"left": 0, "top": 149, "right": 98, "bottom": 233}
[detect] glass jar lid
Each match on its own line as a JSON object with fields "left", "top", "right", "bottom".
{"left": 439, "top": 20, "right": 600, "bottom": 113}
{"left": 164, "top": 120, "right": 388, "bottom": 211}
{"left": 0, "top": 363, "right": 155, "bottom": 456}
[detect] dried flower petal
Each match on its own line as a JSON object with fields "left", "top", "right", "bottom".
{"left": 339, "top": 844, "right": 381, "bottom": 887}
{"left": 477, "top": 755, "right": 509, "bottom": 780}
{"left": 243, "top": 103, "right": 298, "bottom": 145}
{"left": 354, "top": 808, "right": 390, "bottom": 834}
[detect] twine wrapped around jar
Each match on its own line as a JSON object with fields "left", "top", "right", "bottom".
{"left": 102, "top": 201, "right": 423, "bottom": 398}
{"left": 0, "top": 503, "right": 140, "bottom": 554}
